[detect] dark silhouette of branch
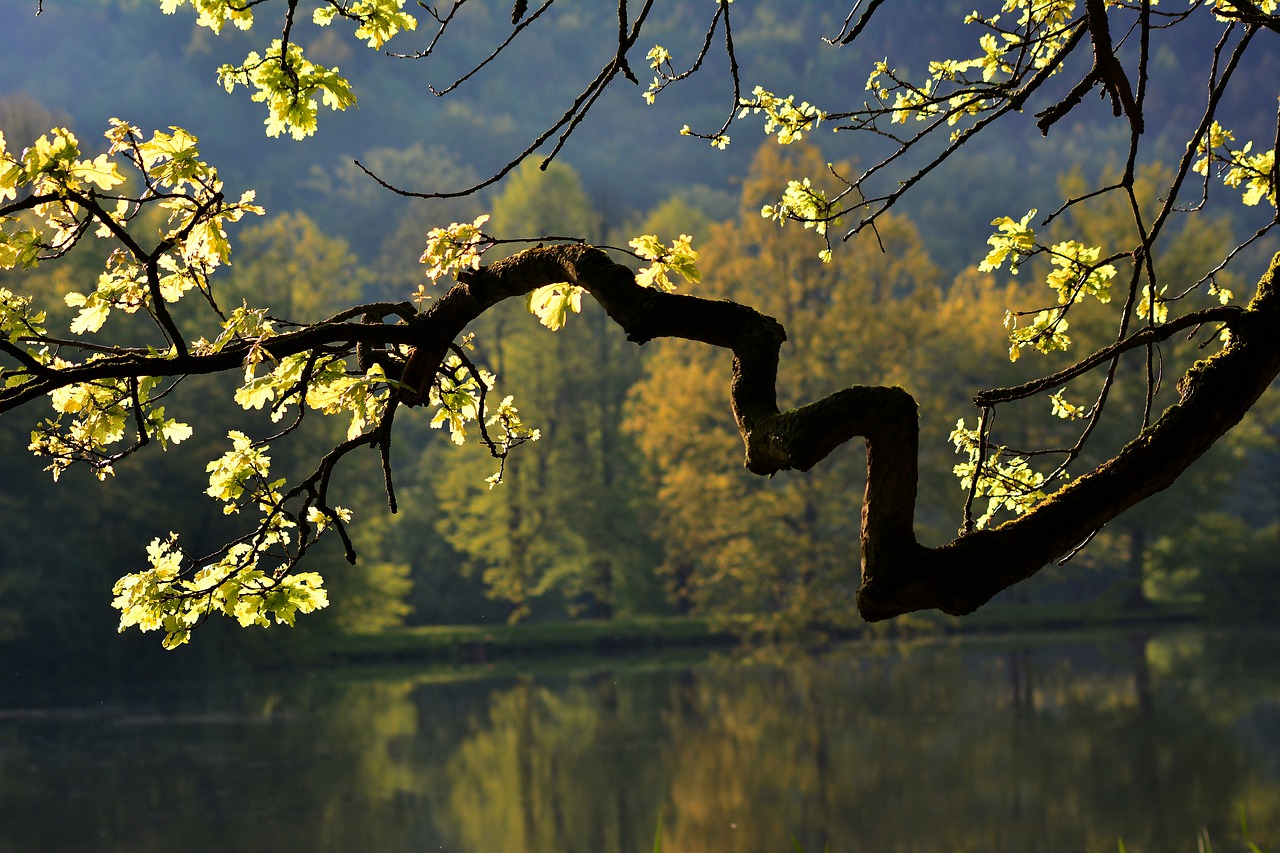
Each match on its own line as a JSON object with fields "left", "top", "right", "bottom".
{"left": 389, "top": 245, "right": 1280, "bottom": 621}
{"left": 1035, "top": 0, "right": 1142, "bottom": 135}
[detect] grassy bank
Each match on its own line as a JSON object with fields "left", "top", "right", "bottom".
{"left": 313, "top": 601, "right": 1201, "bottom": 666}
{"left": 316, "top": 615, "right": 740, "bottom": 665}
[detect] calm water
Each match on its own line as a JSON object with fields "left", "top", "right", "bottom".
{"left": 1, "top": 628, "right": 1278, "bottom": 852}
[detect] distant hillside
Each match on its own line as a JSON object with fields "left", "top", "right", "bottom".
{"left": 0, "top": 1, "right": 1271, "bottom": 270}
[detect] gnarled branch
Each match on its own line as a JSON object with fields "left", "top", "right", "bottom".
{"left": 415, "top": 245, "right": 1280, "bottom": 622}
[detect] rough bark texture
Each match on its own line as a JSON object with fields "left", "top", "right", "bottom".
{"left": 412, "top": 245, "right": 1280, "bottom": 622}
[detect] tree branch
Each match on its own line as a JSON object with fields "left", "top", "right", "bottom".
{"left": 418, "top": 245, "right": 1280, "bottom": 622}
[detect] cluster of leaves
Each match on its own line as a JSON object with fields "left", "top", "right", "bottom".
{"left": 1, "top": 121, "right": 260, "bottom": 481}
{"left": 760, "top": 179, "right": 842, "bottom": 263}
{"left": 865, "top": 0, "right": 1077, "bottom": 132}
{"left": 419, "top": 214, "right": 491, "bottom": 286}
{"left": 164, "top": 0, "right": 417, "bottom": 139}
{"left": 978, "top": 209, "right": 1121, "bottom": 361}
{"left": 950, "top": 418, "right": 1052, "bottom": 530}
{"left": 628, "top": 233, "right": 701, "bottom": 292}
{"left": 32, "top": 374, "right": 193, "bottom": 481}
{"left": 736, "top": 87, "right": 826, "bottom": 146}
{"left": 112, "top": 515, "right": 333, "bottom": 650}
{"left": 218, "top": 40, "right": 357, "bottom": 140}
{"left": 0, "top": 128, "right": 122, "bottom": 265}
{"left": 427, "top": 351, "right": 499, "bottom": 446}
{"left": 11, "top": 0, "right": 1280, "bottom": 642}
{"left": 962, "top": 205, "right": 1134, "bottom": 521}
{"left": 0, "top": 118, "right": 405, "bottom": 645}
{"left": 237, "top": 352, "right": 391, "bottom": 440}
{"left": 1193, "top": 121, "right": 1277, "bottom": 210}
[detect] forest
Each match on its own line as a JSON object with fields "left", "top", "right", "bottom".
{"left": 1, "top": 0, "right": 1279, "bottom": 666}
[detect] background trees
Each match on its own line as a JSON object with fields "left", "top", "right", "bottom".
{"left": 426, "top": 160, "right": 663, "bottom": 620}
{"left": 2, "top": 1, "right": 1280, "bottom": 649}
{"left": 626, "top": 142, "right": 933, "bottom": 631}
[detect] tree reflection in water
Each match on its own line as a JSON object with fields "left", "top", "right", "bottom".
{"left": 1, "top": 629, "right": 1277, "bottom": 852}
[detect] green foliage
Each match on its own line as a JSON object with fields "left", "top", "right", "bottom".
{"left": 0, "top": 117, "right": 420, "bottom": 645}
{"left": 950, "top": 418, "right": 1051, "bottom": 528}
{"left": 628, "top": 233, "right": 701, "bottom": 292}
{"left": 5, "top": 0, "right": 1280, "bottom": 649}
{"left": 864, "top": 0, "right": 1078, "bottom": 132}
{"left": 418, "top": 214, "right": 491, "bottom": 287}
{"left": 759, "top": 177, "right": 841, "bottom": 262}
{"left": 1194, "top": 121, "right": 1278, "bottom": 210}
{"left": 1, "top": 121, "right": 255, "bottom": 483}
{"left": 164, "top": 0, "right": 416, "bottom": 138}
{"left": 311, "top": 0, "right": 417, "bottom": 49}
{"left": 217, "top": 39, "right": 357, "bottom": 139}
{"left": 112, "top": 527, "right": 330, "bottom": 649}
{"left": 626, "top": 141, "right": 945, "bottom": 632}
{"left": 736, "top": 86, "right": 825, "bottom": 145}
{"left": 978, "top": 209, "right": 1039, "bottom": 275}
{"left": 426, "top": 160, "right": 662, "bottom": 622}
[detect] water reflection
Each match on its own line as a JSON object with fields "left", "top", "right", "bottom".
{"left": 1, "top": 629, "right": 1278, "bottom": 852}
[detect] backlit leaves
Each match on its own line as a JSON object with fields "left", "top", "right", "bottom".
{"left": 951, "top": 419, "right": 1053, "bottom": 529}
{"left": 204, "top": 429, "right": 274, "bottom": 511}
{"left": 1193, "top": 121, "right": 1277, "bottom": 209}
{"left": 159, "top": 0, "right": 254, "bottom": 33}
{"left": 737, "top": 86, "right": 825, "bottom": 145}
{"left": 979, "top": 213, "right": 1116, "bottom": 360}
{"left": 482, "top": 395, "right": 541, "bottom": 488}
{"left": 527, "top": 283, "right": 584, "bottom": 330}
{"left": 312, "top": 0, "right": 418, "bottom": 50}
{"left": 429, "top": 353, "right": 494, "bottom": 445}
{"left": 0, "top": 289, "right": 48, "bottom": 387}
{"left": 111, "top": 531, "right": 330, "bottom": 649}
{"left": 629, "top": 233, "right": 701, "bottom": 291}
{"left": 218, "top": 40, "right": 357, "bottom": 139}
{"left": 165, "top": 0, "right": 416, "bottom": 137}
{"left": 1210, "top": 0, "right": 1278, "bottom": 20}
{"left": 979, "top": 209, "right": 1038, "bottom": 274}
{"left": 1045, "top": 240, "right": 1116, "bottom": 305}
{"left": 30, "top": 373, "right": 192, "bottom": 482}
{"left": 644, "top": 44, "right": 674, "bottom": 105}
{"left": 0, "top": 126, "right": 127, "bottom": 263}
{"left": 1004, "top": 308, "right": 1071, "bottom": 362}
{"left": 419, "top": 214, "right": 492, "bottom": 285}
{"left": 760, "top": 178, "right": 842, "bottom": 261}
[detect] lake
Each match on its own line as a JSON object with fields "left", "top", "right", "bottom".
{"left": 1, "top": 627, "right": 1278, "bottom": 852}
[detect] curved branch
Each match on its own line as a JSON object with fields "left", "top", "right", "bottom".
{"left": 11, "top": 242, "right": 1278, "bottom": 625}
{"left": 420, "top": 245, "right": 1280, "bottom": 623}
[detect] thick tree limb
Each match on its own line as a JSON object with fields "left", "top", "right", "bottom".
{"left": 9, "top": 243, "right": 1277, "bottom": 623}
{"left": 425, "top": 245, "right": 1280, "bottom": 622}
